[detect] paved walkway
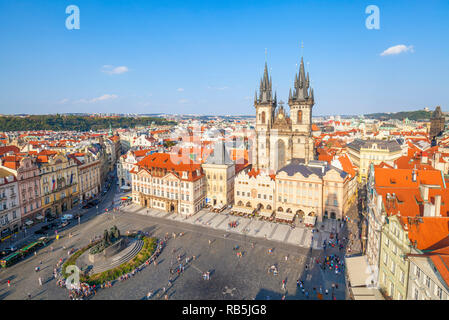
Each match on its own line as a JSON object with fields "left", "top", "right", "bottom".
{"left": 122, "top": 205, "right": 343, "bottom": 250}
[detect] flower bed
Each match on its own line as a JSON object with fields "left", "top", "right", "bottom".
{"left": 62, "top": 236, "right": 158, "bottom": 286}
{"left": 85, "top": 237, "right": 157, "bottom": 285}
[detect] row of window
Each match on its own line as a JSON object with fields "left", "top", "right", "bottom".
{"left": 135, "top": 186, "right": 191, "bottom": 201}
{"left": 0, "top": 210, "right": 18, "bottom": 225}
{"left": 236, "top": 191, "right": 273, "bottom": 201}
{"left": 414, "top": 265, "right": 446, "bottom": 299}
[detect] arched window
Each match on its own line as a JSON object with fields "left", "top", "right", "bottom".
{"left": 297, "top": 110, "right": 302, "bottom": 124}
{"left": 261, "top": 111, "right": 266, "bottom": 124}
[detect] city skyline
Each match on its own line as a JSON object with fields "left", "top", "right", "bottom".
{"left": 0, "top": 0, "right": 448, "bottom": 116}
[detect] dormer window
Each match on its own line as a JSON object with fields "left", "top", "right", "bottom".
{"left": 182, "top": 172, "right": 188, "bottom": 179}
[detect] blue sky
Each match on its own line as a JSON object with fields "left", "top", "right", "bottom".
{"left": 0, "top": 0, "right": 448, "bottom": 116}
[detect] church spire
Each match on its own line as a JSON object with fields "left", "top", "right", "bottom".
{"left": 291, "top": 56, "right": 312, "bottom": 102}
{"left": 257, "top": 62, "right": 273, "bottom": 104}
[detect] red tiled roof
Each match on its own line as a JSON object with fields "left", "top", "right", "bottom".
{"left": 0, "top": 145, "right": 20, "bottom": 157}
{"left": 400, "top": 217, "right": 449, "bottom": 251}
{"left": 136, "top": 153, "right": 204, "bottom": 182}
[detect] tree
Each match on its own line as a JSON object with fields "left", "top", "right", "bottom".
{"left": 103, "top": 229, "right": 110, "bottom": 245}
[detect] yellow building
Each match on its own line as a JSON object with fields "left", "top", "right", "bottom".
{"left": 37, "top": 151, "right": 79, "bottom": 218}
{"left": 378, "top": 214, "right": 410, "bottom": 300}
{"left": 202, "top": 141, "right": 236, "bottom": 210}
{"left": 275, "top": 159, "right": 354, "bottom": 222}
{"left": 347, "top": 139, "right": 403, "bottom": 182}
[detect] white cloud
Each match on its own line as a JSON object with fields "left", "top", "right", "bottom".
{"left": 177, "top": 88, "right": 185, "bottom": 92}
{"left": 380, "top": 45, "right": 414, "bottom": 56}
{"left": 74, "top": 94, "right": 118, "bottom": 104}
{"left": 90, "top": 94, "right": 118, "bottom": 102}
{"left": 101, "top": 65, "right": 129, "bottom": 75}
{"left": 58, "top": 98, "right": 69, "bottom": 104}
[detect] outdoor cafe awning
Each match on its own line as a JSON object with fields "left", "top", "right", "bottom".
{"left": 345, "top": 255, "right": 385, "bottom": 300}
{"left": 304, "top": 215, "right": 317, "bottom": 225}
{"left": 25, "top": 220, "right": 33, "bottom": 226}
{"left": 120, "top": 185, "right": 131, "bottom": 190}
{"left": 259, "top": 209, "right": 274, "bottom": 218}
{"left": 35, "top": 215, "right": 44, "bottom": 220}
{"left": 233, "top": 206, "right": 254, "bottom": 215}
{"left": 275, "top": 211, "right": 294, "bottom": 221}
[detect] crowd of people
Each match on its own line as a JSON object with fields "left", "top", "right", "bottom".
{"left": 68, "top": 283, "right": 96, "bottom": 300}
{"left": 316, "top": 254, "right": 345, "bottom": 275}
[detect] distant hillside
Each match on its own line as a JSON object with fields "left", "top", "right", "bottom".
{"left": 0, "top": 115, "right": 176, "bottom": 132}
{"left": 365, "top": 110, "right": 432, "bottom": 121}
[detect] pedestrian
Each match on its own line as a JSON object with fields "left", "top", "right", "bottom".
{"left": 38, "top": 277, "right": 42, "bottom": 286}
{"left": 27, "top": 292, "right": 31, "bottom": 299}
{"left": 147, "top": 291, "right": 152, "bottom": 299}
{"left": 7, "top": 280, "right": 10, "bottom": 287}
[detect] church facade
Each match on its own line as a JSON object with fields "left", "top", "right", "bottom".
{"left": 232, "top": 58, "right": 357, "bottom": 224}
{"left": 253, "top": 57, "right": 315, "bottom": 173}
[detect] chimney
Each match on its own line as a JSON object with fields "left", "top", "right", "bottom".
{"left": 412, "top": 170, "right": 417, "bottom": 182}
{"left": 421, "top": 186, "right": 429, "bottom": 202}
{"left": 435, "top": 195, "right": 442, "bottom": 217}
{"left": 420, "top": 185, "right": 429, "bottom": 202}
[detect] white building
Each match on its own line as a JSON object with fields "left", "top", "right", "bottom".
{"left": 0, "top": 168, "right": 20, "bottom": 236}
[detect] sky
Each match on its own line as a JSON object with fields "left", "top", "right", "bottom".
{"left": 0, "top": 0, "right": 448, "bottom": 116}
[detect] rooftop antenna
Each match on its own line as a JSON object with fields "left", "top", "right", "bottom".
{"left": 265, "top": 48, "right": 268, "bottom": 63}
{"left": 300, "top": 41, "right": 304, "bottom": 57}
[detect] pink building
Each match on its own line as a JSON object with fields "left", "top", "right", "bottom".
{"left": 1, "top": 155, "right": 42, "bottom": 225}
